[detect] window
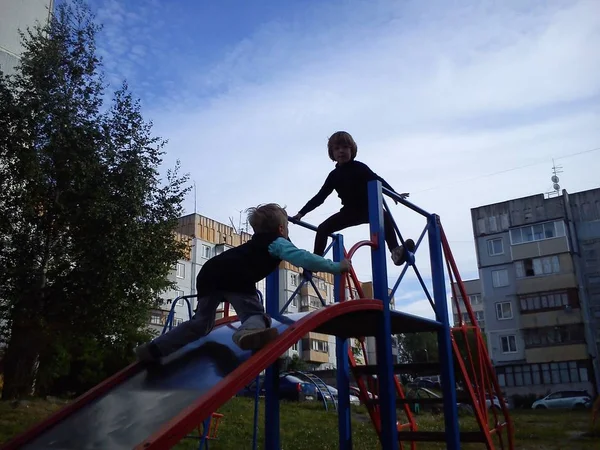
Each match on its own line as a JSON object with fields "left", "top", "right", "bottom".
{"left": 492, "top": 269, "right": 509, "bottom": 288}
{"left": 487, "top": 238, "right": 504, "bottom": 256}
{"left": 500, "top": 335, "right": 517, "bottom": 353}
{"left": 174, "top": 318, "right": 183, "bottom": 326}
{"left": 496, "top": 301, "right": 513, "bottom": 320}
{"left": 496, "top": 361, "right": 588, "bottom": 388}
{"left": 510, "top": 220, "right": 566, "bottom": 245}
{"left": 291, "top": 342, "right": 299, "bottom": 352}
{"left": 301, "top": 296, "right": 323, "bottom": 310}
{"left": 290, "top": 274, "right": 298, "bottom": 287}
{"left": 202, "top": 245, "right": 211, "bottom": 259}
{"left": 519, "top": 289, "right": 575, "bottom": 312}
{"left": 150, "top": 313, "right": 163, "bottom": 325}
{"left": 311, "top": 340, "right": 329, "bottom": 352}
{"left": 176, "top": 263, "right": 185, "bottom": 278}
{"left": 588, "top": 275, "right": 600, "bottom": 285}
{"left": 523, "top": 325, "right": 585, "bottom": 348}
{"left": 583, "top": 248, "right": 597, "bottom": 268}
{"left": 469, "top": 294, "right": 482, "bottom": 305}
{"left": 515, "top": 256, "right": 560, "bottom": 278}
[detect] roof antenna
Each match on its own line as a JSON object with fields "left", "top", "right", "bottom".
{"left": 193, "top": 180, "right": 197, "bottom": 215}
{"left": 545, "top": 159, "right": 563, "bottom": 198}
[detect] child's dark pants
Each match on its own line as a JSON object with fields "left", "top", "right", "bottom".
{"left": 313, "top": 207, "right": 399, "bottom": 256}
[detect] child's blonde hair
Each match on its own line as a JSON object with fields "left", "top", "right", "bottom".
{"left": 247, "top": 203, "right": 288, "bottom": 233}
{"left": 327, "top": 131, "right": 358, "bottom": 161}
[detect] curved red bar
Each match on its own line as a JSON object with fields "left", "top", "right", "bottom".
{"left": 346, "top": 239, "right": 375, "bottom": 260}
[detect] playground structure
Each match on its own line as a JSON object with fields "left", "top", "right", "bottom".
{"left": 1, "top": 180, "right": 515, "bottom": 450}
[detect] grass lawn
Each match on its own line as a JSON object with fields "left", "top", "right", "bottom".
{"left": 1, "top": 397, "right": 598, "bottom": 449}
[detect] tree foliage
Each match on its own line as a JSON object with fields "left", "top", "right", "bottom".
{"left": 397, "top": 332, "right": 439, "bottom": 365}
{"left": 452, "top": 328, "right": 489, "bottom": 385}
{"left": 0, "top": 0, "right": 190, "bottom": 399}
{"left": 397, "top": 328, "right": 489, "bottom": 387}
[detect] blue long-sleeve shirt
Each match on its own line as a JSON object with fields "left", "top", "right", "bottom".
{"left": 268, "top": 237, "right": 343, "bottom": 273}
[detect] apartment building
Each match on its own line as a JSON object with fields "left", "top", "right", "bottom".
{"left": 471, "top": 189, "right": 598, "bottom": 397}
{"left": 564, "top": 188, "right": 600, "bottom": 392}
{"left": 150, "top": 213, "right": 337, "bottom": 368}
{"left": 0, "top": 0, "right": 54, "bottom": 76}
{"left": 451, "top": 279, "right": 485, "bottom": 332}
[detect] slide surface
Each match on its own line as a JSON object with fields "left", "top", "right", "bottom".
{"left": 3, "top": 300, "right": 441, "bottom": 450}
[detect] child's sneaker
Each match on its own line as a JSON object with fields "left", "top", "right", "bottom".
{"left": 234, "top": 327, "right": 279, "bottom": 351}
{"left": 391, "top": 239, "right": 416, "bottom": 266}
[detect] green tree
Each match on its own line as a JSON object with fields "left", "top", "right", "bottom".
{"left": 0, "top": 0, "right": 190, "bottom": 399}
{"left": 452, "top": 328, "right": 489, "bottom": 386}
{"left": 397, "top": 332, "right": 439, "bottom": 364}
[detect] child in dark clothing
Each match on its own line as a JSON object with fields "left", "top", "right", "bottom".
{"left": 135, "top": 203, "right": 351, "bottom": 363}
{"left": 293, "top": 131, "right": 415, "bottom": 266}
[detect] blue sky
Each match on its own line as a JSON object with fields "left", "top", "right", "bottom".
{"left": 72, "top": 0, "right": 600, "bottom": 318}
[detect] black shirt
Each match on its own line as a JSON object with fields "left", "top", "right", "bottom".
{"left": 298, "top": 160, "right": 395, "bottom": 216}
{"left": 196, "top": 232, "right": 282, "bottom": 297}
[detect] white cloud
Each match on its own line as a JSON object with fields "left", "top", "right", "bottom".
{"left": 100, "top": 0, "right": 600, "bottom": 315}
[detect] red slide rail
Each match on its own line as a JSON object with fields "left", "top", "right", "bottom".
{"left": 136, "top": 299, "right": 388, "bottom": 449}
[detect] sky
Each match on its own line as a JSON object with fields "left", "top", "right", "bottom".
{"left": 69, "top": 0, "right": 600, "bottom": 319}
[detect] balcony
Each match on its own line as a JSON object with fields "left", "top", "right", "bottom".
{"left": 525, "top": 344, "right": 588, "bottom": 364}
{"left": 302, "top": 349, "right": 330, "bottom": 363}
{"left": 511, "top": 237, "right": 569, "bottom": 260}
{"left": 299, "top": 295, "right": 325, "bottom": 312}
{"left": 301, "top": 283, "right": 328, "bottom": 299}
{"left": 302, "top": 335, "right": 330, "bottom": 363}
{"left": 516, "top": 273, "right": 577, "bottom": 295}
{"left": 307, "top": 331, "right": 329, "bottom": 341}
{"left": 521, "top": 309, "right": 583, "bottom": 329}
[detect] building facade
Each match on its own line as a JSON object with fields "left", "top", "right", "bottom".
{"left": 451, "top": 279, "right": 485, "bottom": 332}
{"left": 471, "top": 189, "right": 598, "bottom": 398}
{"left": 564, "top": 188, "right": 600, "bottom": 393}
{"left": 0, "top": 0, "right": 54, "bottom": 76}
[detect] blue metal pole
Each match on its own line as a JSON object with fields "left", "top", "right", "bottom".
{"left": 264, "top": 269, "right": 280, "bottom": 450}
{"left": 428, "top": 214, "right": 460, "bottom": 450}
{"left": 367, "top": 180, "right": 399, "bottom": 450}
{"left": 198, "top": 416, "right": 210, "bottom": 449}
{"left": 333, "top": 234, "right": 352, "bottom": 450}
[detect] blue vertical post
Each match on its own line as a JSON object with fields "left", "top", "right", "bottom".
{"left": 333, "top": 234, "right": 352, "bottom": 450}
{"left": 264, "top": 269, "right": 280, "bottom": 450}
{"left": 428, "top": 214, "right": 460, "bottom": 450}
{"left": 367, "top": 180, "right": 398, "bottom": 450}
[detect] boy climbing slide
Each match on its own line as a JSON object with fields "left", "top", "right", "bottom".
{"left": 135, "top": 203, "right": 351, "bottom": 363}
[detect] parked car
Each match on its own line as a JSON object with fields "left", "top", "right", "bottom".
{"left": 349, "top": 385, "right": 375, "bottom": 403}
{"left": 317, "top": 384, "right": 361, "bottom": 406}
{"left": 407, "top": 379, "right": 440, "bottom": 391}
{"left": 414, "top": 376, "right": 442, "bottom": 390}
{"left": 237, "top": 374, "right": 318, "bottom": 402}
{"left": 531, "top": 390, "right": 592, "bottom": 410}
